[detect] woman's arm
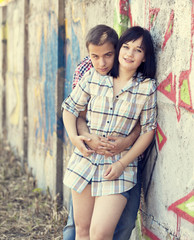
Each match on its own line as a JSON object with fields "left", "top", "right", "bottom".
{"left": 63, "top": 109, "right": 94, "bottom": 157}
{"left": 104, "top": 129, "right": 155, "bottom": 180}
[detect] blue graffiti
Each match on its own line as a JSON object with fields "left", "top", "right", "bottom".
{"left": 39, "top": 13, "right": 58, "bottom": 142}
{"left": 64, "top": 25, "right": 81, "bottom": 98}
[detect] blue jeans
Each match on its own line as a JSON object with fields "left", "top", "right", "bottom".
{"left": 63, "top": 162, "right": 142, "bottom": 240}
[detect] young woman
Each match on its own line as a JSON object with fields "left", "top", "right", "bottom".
{"left": 62, "top": 26, "right": 157, "bottom": 240}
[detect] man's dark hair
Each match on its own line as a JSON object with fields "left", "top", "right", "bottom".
{"left": 86, "top": 24, "right": 118, "bottom": 50}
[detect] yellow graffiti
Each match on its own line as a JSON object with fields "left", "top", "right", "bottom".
{"left": 72, "top": 2, "right": 86, "bottom": 36}
{"left": 0, "top": 0, "right": 14, "bottom": 7}
{"left": 64, "top": 19, "right": 70, "bottom": 40}
{"left": 164, "top": 84, "right": 171, "bottom": 93}
{"left": 180, "top": 79, "right": 191, "bottom": 105}
{"left": 157, "top": 129, "right": 163, "bottom": 144}
{"left": 10, "top": 77, "right": 20, "bottom": 125}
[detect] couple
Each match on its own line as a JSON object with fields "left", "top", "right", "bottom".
{"left": 62, "top": 24, "right": 157, "bottom": 240}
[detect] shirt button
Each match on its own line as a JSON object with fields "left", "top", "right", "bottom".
{"left": 107, "top": 121, "right": 109, "bottom": 123}
{"left": 116, "top": 96, "right": 119, "bottom": 98}
{"left": 110, "top": 107, "right": 112, "bottom": 110}
{"left": 103, "top": 135, "right": 106, "bottom": 137}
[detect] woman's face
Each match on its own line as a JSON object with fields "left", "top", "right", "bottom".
{"left": 118, "top": 37, "right": 145, "bottom": 73}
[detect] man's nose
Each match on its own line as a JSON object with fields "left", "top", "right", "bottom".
{"left": 99, "top": 58, "right": 106, "bottom": 66}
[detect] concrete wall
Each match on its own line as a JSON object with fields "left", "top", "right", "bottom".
{"left": 0, "top": 0, "right": 65, "bottom": 198}
{"left": 27, "top": 0, "right": 64, "bottom": 197}
{"left": 0, "top": 8, "right": 3, "bottom": 138}
{"left": 64, "top": 0, "right": 194, "bottom": 239}
{"left": 0, "top": 0, "right": 193, "bottom": 239}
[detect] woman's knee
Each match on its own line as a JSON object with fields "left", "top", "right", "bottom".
{"left": 76, "top": 222, "right": 90, "bottom": 238}
{"left": 90, "top": 225, "right": 113, "bottom": 240}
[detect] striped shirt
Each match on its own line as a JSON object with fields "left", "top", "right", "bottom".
{"left": 62, "top": 68, "right": 157, "bottom": 196}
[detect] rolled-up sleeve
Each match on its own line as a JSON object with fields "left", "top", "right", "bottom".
{"left": 140, "top": 80, "right": 157, "bottom": 135}
{"left": 61, "top": 70, "right": 92, "bottom": 117}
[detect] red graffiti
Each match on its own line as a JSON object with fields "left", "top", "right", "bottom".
{"left": 119, "top": 0, "right": 129, "bottom": 16}
{"left": 168, "top": 190, "right": 194, "bottom": 225}
{"left": 162, "top": 10, "right": 174, "bottom": 50}
{"left": 156, "top": 123, "right": 167, "bottom": 151}
{"left": 149, "top": 8, "right": 160, "bottom": 30}
{"left": 142, "top": 226, "right": 161, "bottom": 240}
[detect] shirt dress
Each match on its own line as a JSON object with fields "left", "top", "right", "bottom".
{"left": 62, "top": 68, "right": 157, "bottom": 197}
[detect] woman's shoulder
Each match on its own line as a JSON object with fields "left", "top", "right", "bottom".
{"left": 137, "top": 75, "right": 157, "bottom": 94}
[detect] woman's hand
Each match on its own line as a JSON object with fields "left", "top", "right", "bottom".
{"left": 103, "top": 161, "right": 125, "bottom": 180}
{"left": 72, "top": 135, "right": 95, "bottom": 157}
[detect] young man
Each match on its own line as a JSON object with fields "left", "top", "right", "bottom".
{"left": 62, "top": 25, "right": 142, "bottom": 239}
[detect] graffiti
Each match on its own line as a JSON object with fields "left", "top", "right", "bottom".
{"left": 142, "top": 227, "right": 160, "bottom": 240}
{"left": 158, "top": 3, "right": 194, "bottom": 122}
{"left": 9, "top": 77, "right": 21, "bottom": 125}
{"left": 36, "top": 12, "right": 58, "bottom": 149}
{"left": 168, "top": 191, "right": 194, "bottom": 237}
{"left": 149, "top": 8, "right": 160, "bottom": 30}
{"left": 156, "top": 124, "right": 167, "bottom": 151}
{"left": 0, "top": 0, "right": 14, "bottom": 7}
{"left": 113, "top": 0, "right": 130, "bottom": 36}
{"left": 157, "top": 73, "right": 176, "bottom": 103}
{"left": 162, "top": 10, "right": 174, "bottom": 50}
{"left": 64, "top": 23, "right": 81, "bottom": 98}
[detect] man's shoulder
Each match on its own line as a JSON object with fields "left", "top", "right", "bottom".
{"left": 76, "top": 56, "right": 93, "bottom": 73}
{"left": 72, "top": 56, "right": 93, "bottom": 89}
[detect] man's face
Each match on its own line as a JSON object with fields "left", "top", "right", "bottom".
{"left": 88, "top": 42, "right": 115, "bottom": 75}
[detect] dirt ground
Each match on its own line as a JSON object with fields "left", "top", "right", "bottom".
{"left": 0, "top": 140, "right": 68, "bottom": 240}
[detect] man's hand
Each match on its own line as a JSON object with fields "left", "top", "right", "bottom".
{"left": 72, "top": 135, "right": 95, "bottom": 157}
{"left": 101, "top": 136, "right": 129, "bottom": 156}
{"left": 84, "top": 134, "right": 115, "bottom": 156}
{"left": 103, "top": 161, "right": 124, "bottom": 180}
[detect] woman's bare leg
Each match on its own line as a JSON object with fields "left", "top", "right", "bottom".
{"left": 72, "top": 185, "right": 95, "bottom": 240}
{"left": 90, "top": 194, "right": 127, "bottom": 240}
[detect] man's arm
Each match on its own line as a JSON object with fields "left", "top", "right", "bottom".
{"left": 77, "top": 110, "right": 116, "bottom": 155}
{"left": 106, "top": 123, "right": 141, "bottom": 155}
{"left": 77, "top": 110, "right": 141, "bottom": 156}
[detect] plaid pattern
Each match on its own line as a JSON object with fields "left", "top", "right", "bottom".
{"left": 72, "top": 56, "right": 93, "bottom": 89}
{"left": 62, "top": 68, "right": 157, "bottom": 196}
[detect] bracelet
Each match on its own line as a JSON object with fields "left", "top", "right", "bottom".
{"left": 118, "top": 160, "right": 125, "bottom": 170}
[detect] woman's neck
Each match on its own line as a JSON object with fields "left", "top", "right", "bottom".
{"left": 118, "top": 66, "right": 136, "bottom": 82}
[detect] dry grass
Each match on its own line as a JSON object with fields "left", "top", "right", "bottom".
{"left": 0, "top": 141, "right": 67, "bottom": 240}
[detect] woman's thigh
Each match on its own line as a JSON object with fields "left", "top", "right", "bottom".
{"left": 72, "top": 185, "right": 95, "bottom": 229}
{"left": 90, "top": 194, "right": 127, "bottom": 239}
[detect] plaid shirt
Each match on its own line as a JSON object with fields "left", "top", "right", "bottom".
{"left": 72, "top": 56, "right": 93, "bottom": 89}
{"left": 62, "top": 68, "right": 157, "bottom": 196}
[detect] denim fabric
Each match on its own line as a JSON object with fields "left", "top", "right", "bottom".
{"left": 63, "top": 198, "right": 75, "bottom": 240}
{"left": 63, "top": 162, "right": 142, "bottom": 240}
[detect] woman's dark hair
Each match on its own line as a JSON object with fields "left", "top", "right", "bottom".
{"left": 86, "top": 24, "right": 118, "bottom": 50}
{"left": 111, "top": 26, "right": 156, "bottom": 79}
